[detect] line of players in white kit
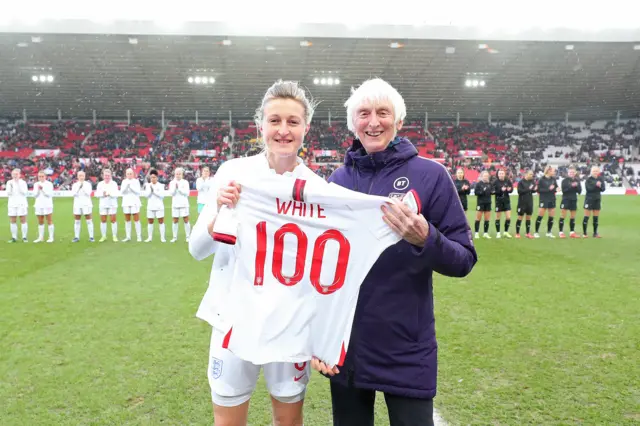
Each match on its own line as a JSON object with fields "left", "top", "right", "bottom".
{"left": 4, "top": 166, "right": 213, "bottom": 243}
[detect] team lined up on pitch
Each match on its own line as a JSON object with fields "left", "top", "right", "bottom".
{"left": 455, "top": 164, "right": 606, "bottom": 239}
{"left": 3, "top": 165, "right": 210, "bottom": 243}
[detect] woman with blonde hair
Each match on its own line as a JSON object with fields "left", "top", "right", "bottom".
{"left": 189, "top": 80, "right": 325, "bottom": 426}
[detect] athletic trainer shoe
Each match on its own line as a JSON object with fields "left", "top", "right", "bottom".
{"left": 503, "top": 232, "right": 512, "bottom": 239}
{"left": 594, "top": 234, "right": 602, "bottom": 239}
{"left": 559, "top": 232, "right": 566, "bottom": 239}
{"left": 546, "top": 233, "right": 556, "bottom": 239}
{"left": 515, "top": 234, "right": 521, "bottom": 239}
{"left": 526, "top": 233, "right": 535, "bottom": 239}
{"left": 99, "top": 236, "right": 107, "bottom": 242}
{"left": 534, "top": 233, "right": 541, "bottom": 239}
{"left": 474, "top": 232, "right": 480, "bottom": 239}
{"left": 570, "top": 232, "right": 579, "bottom": 239}
{"left": 8, "top": 238, "right": 17, "bottom": 243}
{"left": 483, "top": 233, "right": 492, "bottom": 239}
{"left": 72, "top": 238, "right": 80, "bottom": 243}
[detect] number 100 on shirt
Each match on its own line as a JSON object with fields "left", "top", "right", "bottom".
{"left": 254, "top": 221, "right": 351, "bottom": 295}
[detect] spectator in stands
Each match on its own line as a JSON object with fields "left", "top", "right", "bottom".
{"left": 311, "top": 78, "right": 477, "bottom": 426}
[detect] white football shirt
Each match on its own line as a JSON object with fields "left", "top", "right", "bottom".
{"left": 7, "top": 179, "right": 28, "bottom": 208}
{"left": 212, "top": 174, "right": 419, "bottom": 367}
{"left": 190, "top": 154, "right": 325, "bottom": 337}
{"left": 32, "top": 180, "right": 54, "bottom": 209}
{"left": 120, "top": 178, "right": 142, "bottom": 208}
{"left": 72, "top": 181, "right": 93, "bottom": 209}
{"left": 196, "top": 177, "right": 212, "bottom": 205}
{"left": 96, "top": 180, "right": 120, "bottom": 209}
{"left": 169, "top": 179, "right": 190, "bottom": 208}
{"left": 142, "top": 182, "right": 166, "bottom": 211}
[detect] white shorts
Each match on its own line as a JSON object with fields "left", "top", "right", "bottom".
{"left": 34, "top": 207, "right": 53, "bottom": 216}
{"left": 122, "top": 205, "right": 140, "bottom": 215}
{"left": 172, "top": 207, "right": 189, "bottom": 218}
{"left": 147, "top": 209, "right": 165, "bottom": 219}
{"left": 8, "top": 206, "right": 27, "bottom": 217}
{"left": 99, "top": 206, "right": 118, "bottom": 216}
{"left": 207, "top": 328, "right": 309, "bottom": 407}
{"left": 73, "top": 206, "right": 93, "bottom": 216}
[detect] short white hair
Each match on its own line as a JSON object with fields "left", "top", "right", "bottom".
{"left": 344, "top": 78, "right": 407, "bottom": 135}
{"left": 175, "top": 167, "right": 184, "bottom": 175}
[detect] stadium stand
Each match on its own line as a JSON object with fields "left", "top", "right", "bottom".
{"left": 1, "top": 119, "right": 638, "bottom": 190}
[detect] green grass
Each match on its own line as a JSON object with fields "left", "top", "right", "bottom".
{"left": 1, "top": 195, "right": 639, "bottom": 425}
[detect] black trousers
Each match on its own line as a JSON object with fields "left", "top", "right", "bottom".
{"left": 330, "top": 381, "right": 434, "bottom": 426}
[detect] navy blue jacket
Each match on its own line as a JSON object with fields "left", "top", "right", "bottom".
{"left": 327, "top": 137, "right": 478, "bottom": 399}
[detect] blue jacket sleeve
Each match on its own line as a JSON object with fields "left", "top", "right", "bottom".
{"left": 411, "top": 166, "right": 478, "bottom": 278}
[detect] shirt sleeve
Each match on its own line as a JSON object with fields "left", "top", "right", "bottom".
{"left": 132, "top": 181, "right": 141, "bottom": 196}
{"left": 409, "top": 167, "right": 478, "bottom": 278}
{"left": 44, "top": 182, "right": 54, "bottom": 197}
{"left": 189, "top": 165, "right": 231, "bottom": 261}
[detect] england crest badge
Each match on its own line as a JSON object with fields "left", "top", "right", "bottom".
{"left": 211, "top": 357, "right": 223, "bottom": 379}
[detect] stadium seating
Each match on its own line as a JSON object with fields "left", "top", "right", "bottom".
{"left": 1, "top": 118, "right": 637, "bottom": 190}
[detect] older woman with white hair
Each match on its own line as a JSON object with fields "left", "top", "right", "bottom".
{"left": 310, "top": 78, "right": 478, "bottom": 426}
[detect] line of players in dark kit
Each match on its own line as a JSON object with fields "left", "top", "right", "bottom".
{"left": 453, "top": 165, "right": 606, "bottom": 240}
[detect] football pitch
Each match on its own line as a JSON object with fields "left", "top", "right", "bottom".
{"left": 1, "top": 195, "right": 639, "bottom": 425}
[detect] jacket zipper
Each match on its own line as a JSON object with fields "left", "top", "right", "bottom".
{"left": 367, "top": 155, "right": 377, "bottom": 195}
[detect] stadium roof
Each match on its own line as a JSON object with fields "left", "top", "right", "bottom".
{"left": 0, "top": 31, "right": 639, "bottom": 121}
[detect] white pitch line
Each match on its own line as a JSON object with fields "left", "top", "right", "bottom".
{"left": 434, "top": 408, "right": 447, "bottom": 426}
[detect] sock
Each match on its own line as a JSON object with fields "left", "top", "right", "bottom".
{"left": 100, "top": 222, "right": 107, "bottom": 237}
{"left": 21, "top": 223, "right": 27, "bottom": 239}
{"left": 74, "top": 220, "right": 81, "bottom": 239}
{"left": 111, "top": 222, "right": 118, "bottom": 237}
{"left": 505, "top": 219, "right": 511, "bottom": 232}
{"left": 135, "top": 221, "right": 142, "bottom": 240}
{"left": 495, "top": 220, "right": 501, "bottom": 233}
{"left": 125, "top": 221, "right": 132, "bottom": 239}
{"left": 547, "top": 217, "right": 554, "bottom": 233}
{"left": 535, "top": 216, "right": 543, "bottom": 233}
{"left": 184, "top": 222, "right": 191, "bottom": 238}
{"left": 172, "top": 223, "right": 178, "bottom": 239}
{"left": 160, "top": 223, "right": 166, "bottom": 240}
{"left": 38, "top": 224, "right": 45, "bottom": 240}
{"left": 10, "top": 223, "right": 18, "bottom": 239}
{"left": 515, "top": 219, "right": 522, "bottom": 234}
{"left": 583, "top": 217, "right": 589, "bottom": 234}
{"left": 593, "top": 216, "right": 599, "bottom": 235}
{"left": 147, "top": 223, "right": 154, "bottom": 240}
{"left": 569, "top": 218, "right": 575, "bottom": 232}
{"left": 559, "top": 218, "right": 565, "bottom": 232}
{"left": 474, "top": 220, "right": 480, "bottom": 233}
{"left": 483, "top": 221, "right": 489, "bottom": 233}
{"left": 87, "top": 220, "right": 94, "bottom": 239}
{"left": 48, "top": 224, "right": 54, "bottom": 240}
{"left": 526, "top": 219, "right": 531, "bottom": 234}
